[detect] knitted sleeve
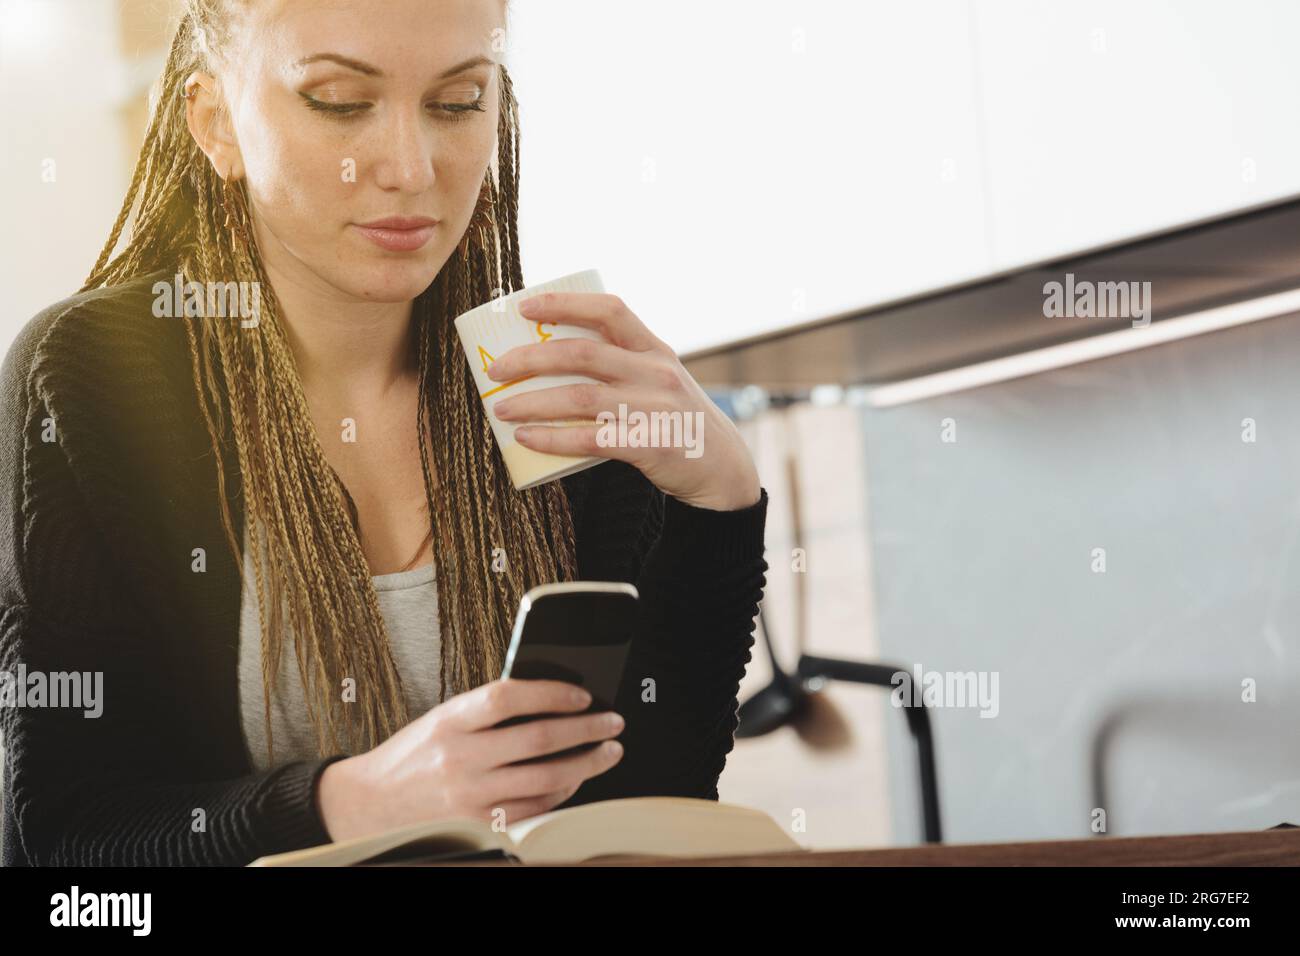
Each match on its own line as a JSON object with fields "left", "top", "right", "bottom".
{"left": 561, "top": 460, "right": 769, "bottom": 806}
{"left": 0, "top": 306, "right": 344, "bottom": 867}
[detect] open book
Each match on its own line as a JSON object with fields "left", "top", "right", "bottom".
{"left": 249, "top": 797, "right": 803, "bottom": 866}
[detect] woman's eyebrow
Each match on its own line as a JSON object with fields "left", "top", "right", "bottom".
{"left": 293, "top": 53, "right": 495, "bottom": 79}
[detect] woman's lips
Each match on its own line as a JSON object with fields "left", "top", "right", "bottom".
{"left": 352, "top": 218, "right": 438, "bottom": 252}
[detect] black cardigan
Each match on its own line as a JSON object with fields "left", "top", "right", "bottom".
{"left": 0, "top": 268, "right": 769, "bottom": 866}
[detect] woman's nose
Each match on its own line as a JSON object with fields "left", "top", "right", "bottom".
{"left": 373, "top": 108, "right": 436, "bottom": 192}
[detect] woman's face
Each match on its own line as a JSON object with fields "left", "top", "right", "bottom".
{"left": 205, "top": 0, "right": 504, "bottom": 304}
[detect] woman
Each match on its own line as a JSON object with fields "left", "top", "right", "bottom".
{"left": 0, "top": 0, "right": 768, "bottom": 866}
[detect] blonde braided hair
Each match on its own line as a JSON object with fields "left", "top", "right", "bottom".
{"left": 80, "top": 2, "right": 578, "bottom": 762}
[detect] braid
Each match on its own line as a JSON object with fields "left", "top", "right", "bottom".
{"left": 81, "top": 2, "right": 578, "bottom": 761}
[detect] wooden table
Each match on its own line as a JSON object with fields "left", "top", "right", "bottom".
{"left": 414, "top": 827, "right": 1300, "bottom": 866}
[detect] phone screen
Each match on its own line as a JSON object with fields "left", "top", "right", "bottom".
{"left": 494, "top": 583, "right": 638, "bottom": 758}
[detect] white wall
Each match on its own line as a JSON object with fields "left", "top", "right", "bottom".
{"left": 975, "top": 0, "right": 1300, "bottom": 267}
{"left": 0, "top": 0, "right": 134, "bottom": 339}
{"left": 862, "top": 310, "right": 1300, "bottom": 843}
{"left": 508, "top": 0, "right": 1300, "bottom": 354}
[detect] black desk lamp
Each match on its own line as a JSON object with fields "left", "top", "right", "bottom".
{"left": 734, "top": 394, "right": 943, "bottom": 844}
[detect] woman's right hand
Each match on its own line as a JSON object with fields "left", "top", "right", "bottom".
{"left": 314, "top": 678, "right": 625, "bottom": 843}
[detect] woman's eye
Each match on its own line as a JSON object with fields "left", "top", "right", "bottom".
{"left": 299, "top": 93, "right": 371, "bottom": 117}
{"left": 298, "top": 91, "right": 486, "bottom": 123}
{"left": 431, "top": 97, "right": 487, "bottom": 122}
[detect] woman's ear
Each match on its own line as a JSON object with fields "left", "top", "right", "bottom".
{"left": 183, "top": 70, "right": 244, "bottom": 180}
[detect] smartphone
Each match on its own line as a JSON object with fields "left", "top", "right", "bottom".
{"left": 494, "top": 581, "right": 639, "bottom": 763}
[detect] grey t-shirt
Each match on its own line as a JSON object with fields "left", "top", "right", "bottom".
{"left": 237, "top": 522, "right": 442, "bottom": 773}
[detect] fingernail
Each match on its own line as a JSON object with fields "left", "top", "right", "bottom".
{"left": 573, "top": 688, "right": 592, "bottom": 707}
{"left": 604, "top": 740, "right": 623, "bottom": 757}
{"left": 494, "top": 399, "right": 513, "bottom": 418}
{"left": 606, "top": 712, "right": 624, "bottom": 731}
{"left": 519, "top": 296, "right": 542, "bottom": 317}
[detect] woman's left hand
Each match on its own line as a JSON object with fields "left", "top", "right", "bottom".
{"left": 486, "top": 291, "right": 762, "bottom": 512}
